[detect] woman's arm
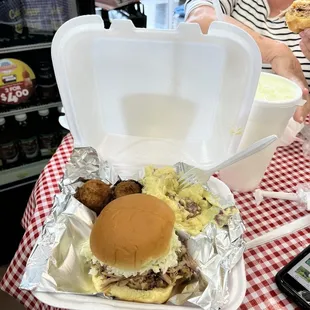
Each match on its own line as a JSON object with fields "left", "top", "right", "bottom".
{"left": 186, "top": 6, "right": 298, "bottom": 67}
{"left": 187, "top": 5, "right": 310, "bottom": 122}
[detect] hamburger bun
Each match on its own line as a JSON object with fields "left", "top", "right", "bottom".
{"left": 285, "top": 0, "right": 310, "bottom": 33}
{"left": 90, "top": 193, "right": 175, "bottom": 271}
{"left": 92, "top": 274, "right": 173, "bottom": 304}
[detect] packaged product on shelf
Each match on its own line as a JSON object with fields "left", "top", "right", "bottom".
{"left": 36, "top": 53, "right": 59, "bottom": 103}
{"left": 15, "top": 113, "right": 40, "bottom": 163}
{"left": 22, "top": 0, "right": 70, "bottom": 36}
{"left": 0, "top": 58, "right": 36, "bottom": 107}
{"left": 0, "top": 0, "right": 25, "bottom": 46}
{"left": 38, "top": 109, "right": 58, "bottom": 158}
{"left": 0, "top": 117, "right": 20, "bottom": 168}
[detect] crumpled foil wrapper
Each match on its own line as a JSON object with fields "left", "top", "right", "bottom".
{"left": 296, "top": 183, "right": 310, "bottom": 211}
{"left": 20, "top": 147, "right": 246, "bottom": 310}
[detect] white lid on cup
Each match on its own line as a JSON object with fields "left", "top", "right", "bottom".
{"left": 254, "top": 72, "right": 305, "bottom": 108}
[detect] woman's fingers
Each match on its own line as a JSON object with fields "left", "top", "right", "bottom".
{"left": 287, "top": 76, "right": 309, "bottom": 100}
{"left": 294, "top": 106, "right": 303, "bottom": 123}
{"left": 302, "top": 87, "right": 309, "bottom": 100}
{"left": 300, "top": 40, "right": 310, "bottom": 61}
{"left": 296, "top": 30, "right": 310, "bottom": 121}
{"left": 300, "top": 30, "right": 310, "bottom": 60}
{"left": 293, "top": 100, "right": 310, "bottom": 123}
{"left": 304, "top": 100, "right": 310, "bottom": 118}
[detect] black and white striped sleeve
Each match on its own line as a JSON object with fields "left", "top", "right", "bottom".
{"left": 185, "top": 0, "right": 237, "bottom": 19}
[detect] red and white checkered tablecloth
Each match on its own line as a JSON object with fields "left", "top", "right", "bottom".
{"left": 0, "top": 133, "right": 309, "bottom": 310}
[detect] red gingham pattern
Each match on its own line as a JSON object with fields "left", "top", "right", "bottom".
{"left": 0, "top": 132, "right": 309, "bottom": 310}
{"left": 0, "top": 134, "right": 73, "bottom": 310}
{"left": 236, "top": 141, "right": 310, "bottom": 243}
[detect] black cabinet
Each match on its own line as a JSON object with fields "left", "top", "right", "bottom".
{"left": 0, "top": 176, "right": 37, "bottom": 265}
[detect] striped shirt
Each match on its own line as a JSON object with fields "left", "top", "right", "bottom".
{"left": 185, "top": 0, "right": 310, "bottom": 87}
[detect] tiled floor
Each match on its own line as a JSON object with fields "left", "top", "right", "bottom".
{"left": 0, "top": 266, "right": 25, "bottom": 310}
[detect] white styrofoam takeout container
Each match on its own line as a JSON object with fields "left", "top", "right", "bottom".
{"left": 40, "top": 14, "right": 263, "bottom": 309}
{"left": 51, "top": 15, "right": 261, "bottom": 169}
{"left": 33, "top": 176, "right": 246, "bottom": 310}
{"left": 34, "top": 260, "right": 246, "bottom": 310}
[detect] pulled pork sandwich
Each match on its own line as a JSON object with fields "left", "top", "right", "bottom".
{"left": 284, "top": 0, "right": 310, "bottom": 33}
{"left": 81, "top": 194, "right": 195, "bottom": 304}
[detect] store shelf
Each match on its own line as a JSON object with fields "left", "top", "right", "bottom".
{"left": 0, "top": 42, "right": 52, "bottom": 54}
{"left": 0, "top": 159, "right": 49, "bottom": 187}
{"left": 0, "top": 101, "right": 62, "bottom": 118}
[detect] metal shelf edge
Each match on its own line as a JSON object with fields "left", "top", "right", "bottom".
{"left": 0, "top": 101, "right": 62, "bottom": 117}
{"left": 0, "top": 42, "right": 52, "bottom": 54}
{"left": 0, "top": 159, "right": 50, "bottom": 187}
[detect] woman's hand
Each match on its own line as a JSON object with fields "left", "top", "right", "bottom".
{"left": 186, "top": 6, "right": 310, "bottom": 122}
{"left": 299, "top": 29, "right": 310, "bottom": 120}
{"left": 295, "top": 98, "right": 310, "bottom": 122}
{"left": 271, "top": 44, "right": 310, "bottom": 122}
{"left": 300, "top": 29, "right": 310, "bottom": 61}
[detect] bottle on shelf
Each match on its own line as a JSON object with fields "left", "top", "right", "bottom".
{"left": 0, "top": 117, "right": 20, "bottom": 168}
{"left": 22, "top": 0, "right": 70, "bottom": 43}
{"left": 15, "top": 113, "right": 40, "bottom": 163}
{"left": 0, "top": 0, "right": 25, "bottom": 47}
{"left": 36, "top": 52, "right": 59, "bottom": 103}
{"left": 38, "top": 109, "right": 58, "bottom": 158}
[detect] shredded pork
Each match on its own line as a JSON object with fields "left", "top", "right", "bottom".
{"left": 93, "top": 244, "right": 195, "bottom": 291}
{"left": 179, "top": 199, "right": 202, "bottom": 219}
{"left": 167, "top": 193, "right": 202, "bottom": 219}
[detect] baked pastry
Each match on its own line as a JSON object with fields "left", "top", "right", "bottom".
{"left": 284, "top": 0, "right": 310, "bottom": 33}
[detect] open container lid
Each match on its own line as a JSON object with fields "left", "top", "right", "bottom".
{"left": 52, "top": 15, "right": 261, "bottom": 169}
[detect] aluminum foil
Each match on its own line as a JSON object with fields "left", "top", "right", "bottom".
{"left": 20, "top": 147, "right": 246, "bottom": 310}
{"left": 296, "top": 183, "right": 310, "bottom": 211}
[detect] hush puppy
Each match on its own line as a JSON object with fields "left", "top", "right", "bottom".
{"left": 75, "top": 179, "right": 111, "bottom": 214}
{"left": 113, "top": 180, "right": 143, "bottom": 198}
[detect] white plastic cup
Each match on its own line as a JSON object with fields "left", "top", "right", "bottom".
{"left": 219, "top": 72, "right": 305, "bottom": 192}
